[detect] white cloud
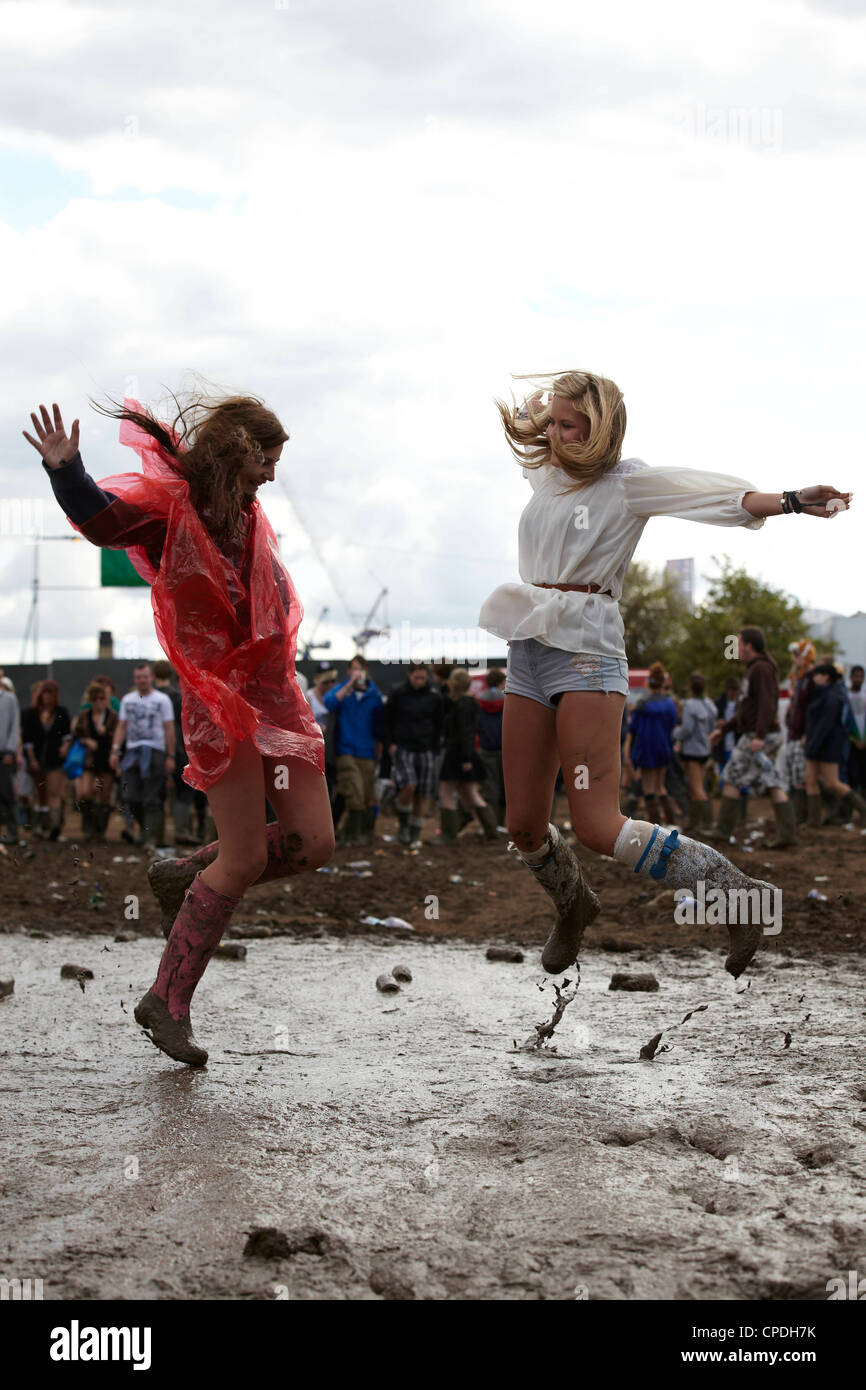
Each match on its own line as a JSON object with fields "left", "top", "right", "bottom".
{"left": 1, "top": 0, "right": 864, "bottom": 665}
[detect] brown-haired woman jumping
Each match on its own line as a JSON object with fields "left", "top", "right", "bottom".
{"left": 478, "top": 370, "right": 852, "bottom": 978}
{"left": 25, "top": 392, "right": 333, "bottom": 1066}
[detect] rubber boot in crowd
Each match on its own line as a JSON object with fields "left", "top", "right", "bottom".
{"left": 396, "top": 804, "right": 412, "bottom": 845}
{"left": 835, "top": 787, "right": 866, "bottom": 824}
{"left": 78, "top": 799, "right": 97, "bottom": 841}
{"left": 766, "top": 799, "right": 798, "bottom": 849}
{"left": 438, "top": 806, "right": 459, "bottom": 845}
{"left": 704, "top": 796, "right": 739, "bottom": 843}
{"left": 789, "top": 786, "right": 807, "bottom": 825}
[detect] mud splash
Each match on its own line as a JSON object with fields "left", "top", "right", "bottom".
{"left": 2, "top": 934, "right": 864, "bottom": 1300}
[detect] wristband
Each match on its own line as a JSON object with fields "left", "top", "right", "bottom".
{"left": 782, "top": 490, "right": 803, "bottom": 514}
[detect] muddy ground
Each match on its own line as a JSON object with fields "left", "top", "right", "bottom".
{"left": 1, "top": 799, "right": 865, "bottom": 1300}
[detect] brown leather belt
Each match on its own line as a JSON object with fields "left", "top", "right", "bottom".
{"left": 533, "top": 581, "right": 613, "bottom": 597}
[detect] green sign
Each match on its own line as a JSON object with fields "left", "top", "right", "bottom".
{"left": 101, "top": 550, "right": 149, "bottom": 587}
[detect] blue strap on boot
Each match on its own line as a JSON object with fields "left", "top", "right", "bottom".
{"left": 634, "top": 825, "right": 680, "bottom": 879}
{"left": 649, "top": 827, "right": 679, "bottom": 879}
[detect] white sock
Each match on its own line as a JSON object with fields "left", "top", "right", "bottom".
{"left": 517, "top": 822, "right": 559, "bottom": 865}
{"left": 613, "top": 817, "right": 659, "bottom": 870}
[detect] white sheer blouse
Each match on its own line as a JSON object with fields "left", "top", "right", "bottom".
{"left": 477, "top": 457, "right": 764, "bottom": 661}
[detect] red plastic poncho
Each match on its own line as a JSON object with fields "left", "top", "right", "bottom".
{"left": 69, "top": 400, "right": 325, "bottom": 792}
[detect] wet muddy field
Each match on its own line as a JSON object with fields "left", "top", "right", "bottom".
{"left": 1, "top": 802, "right": 865, "bottom": 1300}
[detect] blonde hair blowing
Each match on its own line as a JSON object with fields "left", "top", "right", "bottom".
{"left": 449, "top": 668, "right": 472, "bottom": 698}
{"left": 495, "top": 370, "right": 626, "bottom": 492}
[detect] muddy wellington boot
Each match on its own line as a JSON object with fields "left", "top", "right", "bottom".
{"left": 704, "top": 796, "right": 739, "bottom": 843}
{"left": 361, "top": 806, "right": 376, "bottom": 845}
{"left": 135, "top": 870, "right": 241, "bottom": 1066}
{"left": 686, "top": 799, "right": 711, "bottom": 835}
{"left": 473, "top": 803, "right": 499, "bottom": 841}
{"left": 134, "top": 991, "right": 208, "bottom": 1067}
{"left": 148, "top": 820, "right": 313, "bottom": 938}
{"left": 766, "top": 799, "right": 798, "bottom": 849}
{"left": 613, "top": 818, "right": 775, "bottom": 977}
{"left": 519, "top": 823, "right": 601, "bottom": 974}
{"left": 396, "top": 807, "right": 412, "bottom": 845}
{"left": 789, "top": 787, "right": 808, "bottom": 825}
{"left": 806, "top": 794, "right": 824, "bottom": 828}
{"left": 78, "top": 799, "right": 96, "bottom": 841}
{"left": 172, "top": 799, "right": 200, "bottom": 847}
{"left": 438, "top": 806, "right": 460, "bottom": 845}
{"left": 835, "top": 788, "right": 866, "bottom": 824}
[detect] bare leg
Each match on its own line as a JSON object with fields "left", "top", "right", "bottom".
{"left": 149, "top": 750, "right": 334, "bottom": 935}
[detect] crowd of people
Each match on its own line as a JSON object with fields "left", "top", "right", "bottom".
{"left": 619, "top": 631, "right": 866, "bottom": 845}
{"left": 0, "top": 659, "right": 207, "bottom": 848}
{"left": 0, "top": 631, "right": 863, "bottom": 853}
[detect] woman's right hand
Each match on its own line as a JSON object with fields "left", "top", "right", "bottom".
{"left": 22, "top": 403, "right": 80, "bottom": 470}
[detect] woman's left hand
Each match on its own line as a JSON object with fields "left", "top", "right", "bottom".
{"left": 796, "top": 485, "right": 852, "bottom": 518}
{"left": 461, "top": 761, "right": 472, "bottom": 771}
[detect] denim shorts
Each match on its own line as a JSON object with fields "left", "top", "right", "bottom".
{"left": 504, "top": 638, "right": 629, "bottom": 709}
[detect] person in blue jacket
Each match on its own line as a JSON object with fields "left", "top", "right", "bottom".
{"left": 803, "top": 663, "right": 866, "bottom": 827}
{"left": 323, "top": 654, "right": 383, "bottom": 845}
{"left": 624, "top": 661, "right": 679, "bottom": 824}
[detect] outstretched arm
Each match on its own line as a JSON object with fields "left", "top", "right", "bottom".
{"left": 741, "top": 486, "right": 852, "bottom": 519}
{"left": 24, "top": 402, "right": 167, "bottom": 559}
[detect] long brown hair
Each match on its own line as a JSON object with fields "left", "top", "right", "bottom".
{"left": 496, "top": 370, "right": 627, "bottom": 491}
{"left": 33, "top": 678, "right": 60, "bottom": 710}
{"left": 91, "top": 384, "right": 289, "bottom": 542}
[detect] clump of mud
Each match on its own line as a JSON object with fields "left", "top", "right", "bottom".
{"left": 243, "top": 1225, "right": 337, "bottom": 1259}
{"left": 639, "top": 1003, "right": 709, "bottom": 1061}
{"left": 516, "top": 975, "right": 580, "bottom": 1052}
{"left": 60, "top": 963, "right": 94, "bottom": 992}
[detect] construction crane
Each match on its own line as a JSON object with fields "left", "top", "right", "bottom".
{"left": 353, "top": 586, "right": 390, "bottom": 653}
{"left": 300, "top": 605, "right": 332, "bottom": 661}
{"left": 276, "top": 473, "right": 386, "bottom": 657}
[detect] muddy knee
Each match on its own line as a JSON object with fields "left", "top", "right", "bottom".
{"left": 306, "top": 833, "right": 335, "bottom": 869}
{"left": 507, "top": 821, "right": 550, "bottom": 852}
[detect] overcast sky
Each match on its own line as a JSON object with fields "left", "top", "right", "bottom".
{"left": 1, "top": 0, "right": 864, "bottom": 670}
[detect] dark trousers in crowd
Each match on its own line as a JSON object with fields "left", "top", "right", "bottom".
{"left": 120, "top": 749, "right": 166, "bottom": 839}
{"left": 169, "top": 770, "right": 209, "bottom": 840}
{"left": 847, "top": 743, "right": 866, "bottom": 792}
{"left": 479, "top": 749, "right": 506, "bottom": 826}
{"left": 0, "top": 761, "right": 17, "bottom": 839}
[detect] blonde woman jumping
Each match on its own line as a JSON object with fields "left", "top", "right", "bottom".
{"left": 478, "top": 371, "right": 852, "bottom": 977}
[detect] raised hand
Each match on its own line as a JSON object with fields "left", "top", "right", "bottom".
{"left": 22, "top": 403, "right": 80, "bottom": 470}
{"left": 796, "top": 485, "right": 853, "bottom": 518}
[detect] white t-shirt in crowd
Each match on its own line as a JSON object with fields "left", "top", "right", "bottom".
{"left": 119, "top": 689, "right": 175, "bottom": 750}
{"left": 306, "top": 687, "right": 330, "bottom": 730}
{"left": 478, "top": 457, "right": 764, "bottom": 662}
{"left": 848, "top": 686, "right": 866, "bottom": 739}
